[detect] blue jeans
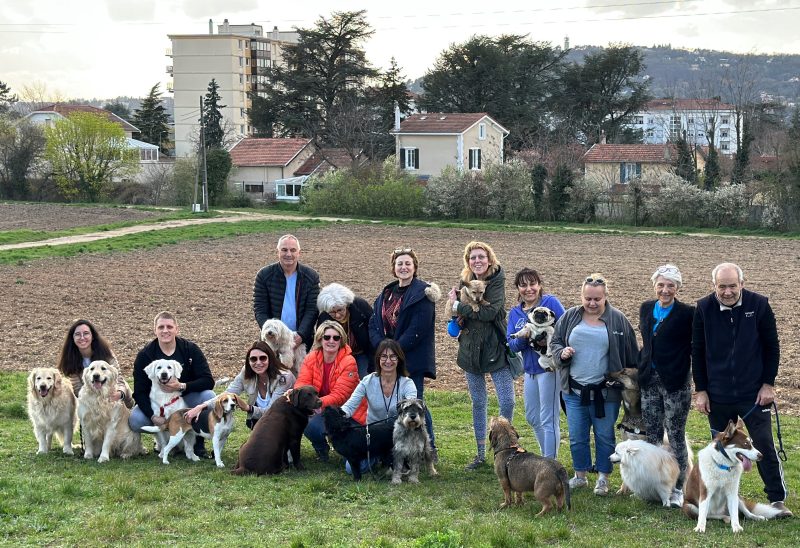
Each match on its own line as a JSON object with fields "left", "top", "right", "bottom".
{"left": 563, "top": 391, "right": 620, "bottom": 474}
{"left": 303, "top": 413, "right": 329, "bottom": 456}
{"left": 128, "top": 389, "right": 216, "bottom": 432}
{"left": 524, "top": 371, "right": 561, "bottom": 459}
{"left": 410, "top": 373, "right": 436, "bottom": 450}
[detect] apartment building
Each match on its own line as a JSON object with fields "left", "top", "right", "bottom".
{"left": 624, "top": 98, "right": 739, "bottom": 155}
{"left": 167, "top": 20, "right": 299, "bottom": 157}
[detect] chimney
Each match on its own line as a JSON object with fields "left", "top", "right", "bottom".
{"left": 600, "top": 130, "right": 606, "bottom": 144}
{"left": 664, "top": 145, "right": 672, "bottom": 161}
{"left": 223, "top": 18, "right": 230, "bottom": 33}
{"left": 394, "top": 104, "right": 401, "bottom": 132}
{"left": 564, "top": 35, "right": 570, "bottom": 50}
{"left": 209, "top": 19, "right": 213, "bottom": 34}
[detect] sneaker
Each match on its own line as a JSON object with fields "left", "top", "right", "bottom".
{"left": 669, "top": 489, "right": 684, "bottom": 508}
{"left": 593, "top": 478, "right": 609, "bottom": 496}
{"left": 771, "top": 501, "right": 794, "bottom": 518}
{"left": 464, "top": 455, "right": 485, "bottom": 471}
{"left": 568, "top": 476, "right": 588, "bottom": 489}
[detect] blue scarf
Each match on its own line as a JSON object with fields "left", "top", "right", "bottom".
{"left": 651, "top": 302, "right": 674, "bottom": 369}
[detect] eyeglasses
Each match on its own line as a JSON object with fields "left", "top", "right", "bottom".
{"left": 585, "top": 275, "right": 606, "bottom": 285}
{"left": 249, "top": 355, "right": 269, "bottom": 363}
{"left": 469, "top": 254, "right": 488, "bottom": 261}
{"left": 379, "top": 354, "right": 398, "bottom": 362}
{"left": 73, "top": 331, "right": 91, "bottom": 339}
{"left": 329, "top": 308, "right": 347, "bottom": 316}
{"left": 322, "top": 334, "right": 342, "bottom": 341}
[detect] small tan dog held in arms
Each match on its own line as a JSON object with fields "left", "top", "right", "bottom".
{"left": 488, "top": 417, "right": 571, "bottom": 516}
{"left": 27, "top": 367, "right": 77, "bottom": 455}
{"left": 459, "top": 280, "right": 489, "bottom": 313}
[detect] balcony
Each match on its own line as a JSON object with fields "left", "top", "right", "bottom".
{"left": 166, "top": 82, "right": 174, "bottom": 93}
{"left": 166, "top": 65, "right": 173, "bottom": 75}
{"left": 165, "top": 47, "right": 172, "bottom": 57}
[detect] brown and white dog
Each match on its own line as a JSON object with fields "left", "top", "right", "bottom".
{"left": 683, "top": 419, "right": 783, "bottom": 533}
{"left": 459, "top": 280, "right": 489, "bottom": 313}
{"left": 606, "top": 368, "right": 647, "bottom": 441}
{"left": 142, "top": 392, "right": 239, "bottom": 467}
{"left": 27, "top": 367, "right": 77, "bottom": 455}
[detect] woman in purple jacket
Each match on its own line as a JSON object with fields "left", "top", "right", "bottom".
{"left": 506, "top": 268, "right": 565, "bottom": 458}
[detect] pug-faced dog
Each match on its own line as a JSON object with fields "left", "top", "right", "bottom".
{"left": 459, "top": 280, "right": 489, "bottom": 313}
{"left": 510, "top": 306, "right": 557, "bottom": 371}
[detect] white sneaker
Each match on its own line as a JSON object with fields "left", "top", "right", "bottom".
{"left": 669, "top": 489, "right": 684, "bottom": 508}
{"left": 568, "top": 475, "right": 588, "bottom": 489}
{"left": 594, "top": 478, "right": 609, "bottom": 496}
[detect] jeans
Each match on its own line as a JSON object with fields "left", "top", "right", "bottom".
{"left": 409, "top": 373, "right": 436, "bottom": 450}
{"left": 128, "top": 389, "right": 216, "bottom": 432}
{"left": 303, "top": 413, "right": 329, "bottom": 456}
{"left": 524, "top": 371, "right": 561, "bottom": 459}
{"left": 563, "top": 391, "right": 620, "bottom": 474}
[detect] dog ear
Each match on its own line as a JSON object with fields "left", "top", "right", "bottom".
{"left": 28, "top": 369, "right": 36, "bottom": 388}
{"left": 396, "top": 399, "right": 405, "bottom": 415}
{"left": 173, "top": 361, "right": 183, "bottom": 380}
{"left": 724, "top": 419, "right": 737, "bottom": 439}
{"left": 144, "top": 361, "right": 156, "bottom": 378}
{"left": 290, "top": 388, "right": 301, "bottom": 407}
{"left": 735, "top": 417, "right": 745, "bottom": 430}
{"left": 213, "top": 396, "right": 224, "bottom": 420}
{"left": 627, "top": 447, "right": 639, "bottom": 455}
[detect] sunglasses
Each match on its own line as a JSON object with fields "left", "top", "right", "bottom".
{"left": 585, "top": 275, "right": 606, "bottom": 285}
{"left": 393, "top": 247, "right": 413, "bottom": 255}
{"left": 656, "top": 265, "right": 679, "bottom": 275}
{"left": 322, "top": 334, "right": 341, "bottom": 341}
{"left": 248, "top": 355, "right": 269, "bottom": 363}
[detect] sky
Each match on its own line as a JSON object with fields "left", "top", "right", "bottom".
{"left": 2, "top": 0, "right": 799, "bottom": 100}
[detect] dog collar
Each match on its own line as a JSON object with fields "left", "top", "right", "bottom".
{"left": 159, "top": 395, "right": 182, "bottom": 417}
{"left": 715, "top": 461, "right": 734, "bottom": 472}
{"left": 618, "top": 423, "right": 646, "bottom": 436}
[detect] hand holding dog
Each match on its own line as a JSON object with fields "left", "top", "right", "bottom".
{"left": 560, "top": 346, "right": 575, "bottom": 360}
{"left": 183, "top": 404, "right": 204, "bottom": 422}
{"left": 161, "top": 377, "right": 183, "bottom": 393}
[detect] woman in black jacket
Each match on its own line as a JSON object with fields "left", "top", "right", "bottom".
{"left": 317, "top": 283, "right": 374, "bottom": 378}
{"left": 638, "top": 264, "right": 694, "bottom": 509}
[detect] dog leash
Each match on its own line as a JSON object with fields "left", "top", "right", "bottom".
{"left": 718, "top": 402, "right": 787, "bottom": 463}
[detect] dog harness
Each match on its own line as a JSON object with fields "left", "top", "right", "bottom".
{"left": 494, "top": 445, "right": 527, "bottom": 470}
{"left": 159, "top": 395, "right": 181, "bottom": 417}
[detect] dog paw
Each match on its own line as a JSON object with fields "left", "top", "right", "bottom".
{"left": 83, "top": 453, "right": 94, "bottom": 460}
{"left": 162, "top": 459, "right": 171, "bottom": 465}
{"left": 731, "top": 524, "right": 744, "bottom": 534}
{"left": 63, "top": 447, "right": 74, "bottom": 455}
{"left": 751, "top": 515, "right": 766, "bottom": 521}
{"left": 36, "top": 449, "right": 47, "bottom": 455}
{"left": 693, "top": 525, "right": 706, "bottom": 533}
{"left": 216, "top": 461, "right": 225, "bottom": 468}
{"left": 391, "top": 477, "right": 402, "bottom": 485}
{"left": 97, "top": 455, "right": 109, "bottom": 463}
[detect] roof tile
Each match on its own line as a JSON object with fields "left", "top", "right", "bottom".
{"left": 229, "top": 138, "right": 311, "bottom": 167}
{"left": 37, "top": 103, "right": 139, "bottom": 133}
{"left": 583, "top": 144, "right": 677, "bottom": 163}
{"left": 396, "top": 112, "right": 500, "bottom": 134}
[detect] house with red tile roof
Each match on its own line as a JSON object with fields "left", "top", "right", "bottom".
{"left": 392, "top": 113, "right": 509, "bottom": 178}
{"left": 25, "top": 103, "right": 140, "bottom": 136}
{"left": 228, "top": 137, "right": 314, "bottom": 201}
{"left": 293, "top": 148, "right": 359, "bottom": 177}
{"left": 583, "top": 144, "right": 681, "bottom": 186}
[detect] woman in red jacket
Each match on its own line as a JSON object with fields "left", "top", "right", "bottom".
{"left": 295, "top": 320, "right": 365, "bottom": 461}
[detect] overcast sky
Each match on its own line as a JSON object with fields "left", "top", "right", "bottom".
{"left": 2, "top": 0, "right": 799, "bottom": 100}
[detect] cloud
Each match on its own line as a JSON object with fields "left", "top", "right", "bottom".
{"left": 178, "top": 0, "right": 258, "bottom": 20}
{"left": 106, "top": 0, "right": 156, "bottom": 22}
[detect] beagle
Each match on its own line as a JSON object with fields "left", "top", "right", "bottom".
{"left": 143, "top": 392, "right": 239, "bottom": 467}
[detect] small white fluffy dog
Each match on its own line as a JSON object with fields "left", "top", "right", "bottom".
{"left": 610, "top": 439, "right": 681, "bottom": 507}
{"left": 261, "top": 318, "right": 306, "bottom": 375}
{"left": 78, "top": 361, "right": 144, "bottom": 462}
{"left": 27, "top": 367, "right": 77, "bottom": 455}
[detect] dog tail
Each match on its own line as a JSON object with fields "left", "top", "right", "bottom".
{"left": 214, "top": 376, "right": 232, "bottom": 388}
{"left": 747, "top": 500, "right": 784, "bottom": 519}
{"left": 558, "top": 466, "right": 571, "bottom": 510}
{"left": 141, "top": 425, "right": 165, "bottom": 433}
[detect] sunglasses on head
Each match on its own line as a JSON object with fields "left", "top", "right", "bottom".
{"left": 248, "top": 355, "right": 269, "bottom": 363}
{"left": 322, "top": 334, "right": 341, "bottom": 341}
{"left": 656, "top": 265, "right": 679, "bottom": 275}
{"left": 585, "top": 275, "right": 606, "bottom": 285}
{"left": 393, "top": 247, "right": 413, "bottom": 255}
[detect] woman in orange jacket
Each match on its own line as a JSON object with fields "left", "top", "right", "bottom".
{"left": 295, "top": 320, "right": 366, "bottom": 461}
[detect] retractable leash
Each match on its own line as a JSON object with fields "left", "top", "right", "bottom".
{"left": 736, "top": 402, "right": 787, "bottom": 463}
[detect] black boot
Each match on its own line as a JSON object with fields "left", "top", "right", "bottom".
{"left": 194, "top": 437, "right": 212, "bottom": 459}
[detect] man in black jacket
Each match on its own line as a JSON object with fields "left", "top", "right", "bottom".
{"left": 692, "top": 263, "right": 791, "bottom": 517}
{"left": 129, "top": 311, "right": 215, "bottom": 456}
{"left": 253, "top": 234, "right": 320, "bottom": 350}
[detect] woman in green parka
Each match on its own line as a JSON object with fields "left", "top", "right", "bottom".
{"left": 447, "top": 241, "right": 516, "bottom": 470}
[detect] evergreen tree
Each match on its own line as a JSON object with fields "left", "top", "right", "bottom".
{"left": 703, "top": 144, "right": 721, "bottom": 190}
{"left": 103, "top": 101, "right": 132, "bottom": 122}
{"left": 674, "top": 136, "right": 697, "bottom": 184}
{"left": 203, "top": 79, "right": 226, "bottom": 149}
{"left": 530, "top": 163, "right": 547, "bottom": 220}
{"left": 205, "top": 148, "right": 232, "bottom": 206}
{"left": 549, "top": 164, "right": 574, "bottom": 221}
{"left": 731, "top": 115, "right": 753, "bottom": 184}
{"left": 132, "top": 84, "right": 171, "bottom": 153}
{"left": 0, "top": 81, "right": 18, "bottom": 115}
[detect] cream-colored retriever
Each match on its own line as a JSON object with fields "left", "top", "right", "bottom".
{"left": 27, "top": 367, "right": 77, "bottom": 455}
{"left": 261, "top": 318, "right": 306, "bottom": 375}
{"left": 78, "top": 360, "right": 144, "bottom": 462}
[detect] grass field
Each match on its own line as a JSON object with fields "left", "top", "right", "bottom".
{"left": 2, "top": 372, "right": 798, "bottom": 547}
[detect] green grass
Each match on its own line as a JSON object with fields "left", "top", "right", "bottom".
{"left": 2, "top": 371, "right": 798, "bottom": 546}
{"left": 0, "top": 209, "right": 208, "bottom": 246}
{"left": 0, "top": 219, "right": 330, "bottom": 264}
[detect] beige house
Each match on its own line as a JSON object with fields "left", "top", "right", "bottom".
{"left": 392, "top": 113, "right": 509, "bottom": 178}
{"left": 583, "top": 144, "right": 681, "bottom": 187}
{"left": 228, "top": 138, "right": 314, "bottom": 201}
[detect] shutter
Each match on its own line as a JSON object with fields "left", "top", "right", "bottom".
{"left": 413, "top": 149, "right": 419, "bottom": 169}
{"left": 636, "top": 163, "right": 642, "bottom": 176}
{"left": 468, "top": 149, "right": 474, "bottom": 169}
{"left": 400, "top": 148, "right": 407, "bottom": 169}
{"left": 619, "top": 163, "right": 625, "bottom": 183}
{"left": 477, "top": 149, "right": 482, "bottom": 169}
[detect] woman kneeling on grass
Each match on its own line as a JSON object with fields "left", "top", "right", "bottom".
{"left": 339, "top": 339, "right": 417, "bottom": 474}
{"left": 551, "top": 273, "right": 639, "bottom": 496}
{"left": 185, "top": 341, "right": 295, "bottom": 429}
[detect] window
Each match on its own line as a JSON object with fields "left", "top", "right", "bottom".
{"left": 238, "top": 40, "right": 243, "bottom": 49}
{"left": 669, "top": 115, "right": 681, "bottom": 139}
{"left": 721, "top": 142, "right": 730, "bottom": 151}
{"left": 721, "top": 117, "right": 730, "bottom": 125}
{"left": 400, "top": 148, "right": 419, "bottom": 170}
{"left": 478, "top": 123, "right": 486, "bottom": 140}
{"left": 688, "top": 117, "right": 694, "bottom": 124}
{"left": 721, "top": 130, "right": 729, "bottom": 138}
{"left": 276, "top": 181, "right": 304, "bottom": 198}
{"left": 619, "top": 162, "right": 641, "bottom": 184}
{"left": 468, "top": 148, "right": 482, "bottom": 170}
{"left": 631, "top": 115, "right": 644, "bottom": 125}
{"left": 244, "top": 183, "right": 263, "bottom": 193}
{"left": 646, "top": 129, "right": 654, "bottom": 138}
{"left": 647, "top": 117, "right": 654, "bottom": 124}
{"left": 239, "top": 56, "right": 244, "bottom": 67}
{"left": 139, "top": 149, "right": 158, "bottom": 162}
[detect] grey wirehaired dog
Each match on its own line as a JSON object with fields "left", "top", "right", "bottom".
{"left": 391, "top": 399, "right": 438, "bottom": 485}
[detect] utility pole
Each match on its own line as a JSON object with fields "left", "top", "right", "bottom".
{"left": 193, "top": 96, "right": 201, "bottom": 212}
{"left": 198, "top": 96, "right": 209, "bottom": 212}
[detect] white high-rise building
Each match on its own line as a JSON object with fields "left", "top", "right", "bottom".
{"left": 167, "top": 19, "right": 299, "bottom": 157}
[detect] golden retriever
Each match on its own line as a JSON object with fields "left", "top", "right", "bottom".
{"left": 27, "top": 367, "right": 77, "bottom": 455}
{"left": 78, "top": 360, "right": 144, "bottom": 462}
